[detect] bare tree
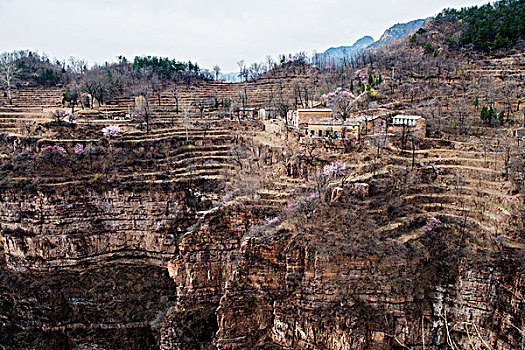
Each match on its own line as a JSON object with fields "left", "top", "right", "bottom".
{"left": 249, "top": 62, "right": 263, "bottom": 79}
{"left": 213, "top": 65, "right": 221, "bottom": 80}
{"left": 172, "top": 84, "right": 180, "bottom": 115}
{"left": 67, "top": 56, "right": 86, "bottom": 75}
{"left": 266, "top": 56, "right": 274, "bottom": 73}
{"left": 150, "top": 73, "right": 162, "bottom": 106}
{"left": 238, "top": 86, "right": 248, "bottom": 111}
{"left": 183, "top": 106, "right": 190, "bottom": 141}
{"left": 230, "top": 101, "right": 242, "bottom": 124}
{"left": 81, "top": 69, "right": 112, "bottom": 108}
{"left": 502, "top": 81, "right": 516, "bottom": 122}
{"left": 193, "top": 95, "right": 214, "bottom": 118}
{"left": 275, "top": 78, "right": 291, "bottom": 127}
{"left": 0, "top": 52, "right": 20, "bottom": 105}
{"left": 62, "top": 83, "right": 80, "bottom": 113}
{"left": 135, "top": 95, "right": 151, "bottom": 134}
{"left": 237, "top": 60, "right": 246, "bottom": 82}
{"left": 293, "top": 81, "right": 305, "bottom": 108}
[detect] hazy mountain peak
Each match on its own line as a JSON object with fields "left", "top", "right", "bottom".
{"left": 317, "top": 18, "right": 427, "bottom": 64}
{"left": 318, "top": 36, "right": 374, "bottom": 63}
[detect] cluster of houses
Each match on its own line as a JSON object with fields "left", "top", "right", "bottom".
{"left": 237, "top": 103, "right": 425, "bottom": 141}
{"left": 286, "top": 107, "right": 426, "bottom": 140}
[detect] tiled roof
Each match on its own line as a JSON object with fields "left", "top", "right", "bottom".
{"left": 297, "top": 108, "right": 332, "bottom": 112}
{"left": 393, "top": 115, "right": 422, "bottom": 120}
{"left": 308, "top": 118, "right": 360, "bottom": 126}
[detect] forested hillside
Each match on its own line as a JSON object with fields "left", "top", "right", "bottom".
{"left": 437, "top": 0, "right": 525, "bottom": 50}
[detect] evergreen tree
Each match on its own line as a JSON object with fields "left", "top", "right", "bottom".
{"left": 488, "top": 106, "right": 496, "bottom": 126}
{"left": 443, "top": 0, "right": 525, "bottom": 51}
{"left": 498, "top": 111, "right": 505, "bottom": 125}
{"left": 481, "top": 106, "right": 489, "bottom": 124}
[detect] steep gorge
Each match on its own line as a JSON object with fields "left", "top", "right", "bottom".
{"left": 1, "top": 28, "right": 525, "bottom": 349}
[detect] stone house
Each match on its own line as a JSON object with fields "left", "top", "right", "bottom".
{"left": 388, "top": 115, "right": 426, "bottom": 137}
{"left": 238, "top": 107, "right": 256, "bottom": 119}
{"left": 363, "top": 115, "right": 388, "bottom": 135}
{"left": 258, "top": 107, "right": 278, "bottom": 120}
{"left": 288, "top": 108, "right": 333, "bottom": 129}
{"left": 305, "top": 118, "right": 361, "bottom": 140}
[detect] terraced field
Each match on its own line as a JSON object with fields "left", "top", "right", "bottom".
{"left": 349, "top": 137, "right": 524, "bottom": 249}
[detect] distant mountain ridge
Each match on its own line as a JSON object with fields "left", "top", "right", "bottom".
{"left": 319, "top": 36, "right": 375, "bottom": 62}
{"left": 223, "top": 18, "right": 429, "bottom": 81}
{"left": 368, "top": 18, "right": 429, "bottom": 49}
{"left": 316, "top": 18, "right": 428, "bottom": 64}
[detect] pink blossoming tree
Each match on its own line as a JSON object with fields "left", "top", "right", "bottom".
{"left": 74, "top": 143, "right": 84, "bottom": 155}
{"left": 321, "top": 87, "right": 356, "bottom": 120}
{"left": 101, "top": 125, "right": 121, "bottom": 138}
{"left": 322, "top": 160, "right": 349, "bottom": 179}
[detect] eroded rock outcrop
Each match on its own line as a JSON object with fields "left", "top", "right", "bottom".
{"left": 0, "top": 185, "right": 200, "bottom": 271}
{"left": 0, "top": 175, "right": 271, "bottom": 349}
{"left": 216, "top": 226, "right": 525, "bottom": 350}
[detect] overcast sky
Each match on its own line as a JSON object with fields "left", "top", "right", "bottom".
{"left": 0, "top": 0, "right": 490, "bottom": 72}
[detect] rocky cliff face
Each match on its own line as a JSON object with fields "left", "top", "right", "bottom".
{"left": 211, "top": 138, "right": 525, "bottom": 349}
{"left": 1, "top": 186, "right": 184, "bottom": 271}
{"left": 1, "top": 133, "right": 524, "bottom": 349}
{"left": 0, "top": 177, "right": 268, "bottom": 349}
{"left": 215, "top": 227, "right": 524, "bottom": 350}
{"left": 0, "top": 109, "right": 274, "bottom": 349}
{"left": 368, "top": 18, "right": 428, "bottom": 49}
